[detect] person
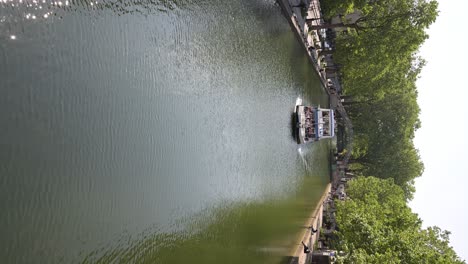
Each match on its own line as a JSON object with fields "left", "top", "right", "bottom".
{"left": 310, "top": 225, "right": 318, "bottom": 233}
{"left": 302, "top": 241, "right": 311, "bottom": 254}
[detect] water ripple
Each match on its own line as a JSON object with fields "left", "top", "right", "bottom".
{"left": 0, "top": 0, "right": 331, "bottom": 263}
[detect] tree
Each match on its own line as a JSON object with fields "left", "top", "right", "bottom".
{"left": 344, "top": 91, "right": 423, "bottom": 199}
{"left": 316, "top": 0, "right": 437, "bottom": 99}
{"left": 334, "top": 177, "right": 465, "bottom": 264}
{"left": 317, "top": 0, "right": 436, "bottom": 197}
{"left": 316, "top": 0, "right": 438, "bottom": 33}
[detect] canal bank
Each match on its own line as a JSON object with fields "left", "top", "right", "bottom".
{"left": 276, "top": 0, "right": 354, "bottom": 263}
{"left": 288, "top": 183, "right": 331, "bottom": 264}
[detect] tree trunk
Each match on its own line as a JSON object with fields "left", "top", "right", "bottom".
{"left": 305, "top": 17, "right": 322, "bottom": 22}
{"left": 306, "top": 22, "right": 357, "bottom": 31}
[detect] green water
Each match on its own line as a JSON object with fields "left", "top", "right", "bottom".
{"left": 80, "top": 143, "right": 331, "bottom": 264}
{"left": 0, "top": 0, "right": 330, "bottom": 263}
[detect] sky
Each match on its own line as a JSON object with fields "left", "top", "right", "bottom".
{"left": 409, "top": 0, "right": 468, "bottom": 261}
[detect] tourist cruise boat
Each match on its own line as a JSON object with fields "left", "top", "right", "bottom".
{"left": 296, "top": 105, "right": 335, "bottom": 144}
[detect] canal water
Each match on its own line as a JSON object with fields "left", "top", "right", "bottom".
{"left": 0, "top": 0, "right": 330, "bottom": 263}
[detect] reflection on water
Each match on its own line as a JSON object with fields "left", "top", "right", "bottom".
{"left": 0, "top": 0, "right": 330, "bottom": 263}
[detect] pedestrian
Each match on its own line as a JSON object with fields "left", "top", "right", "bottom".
{"left": 309, "top": 225, "right": 318, "bottom": 233}
{"left": 302, "top": 241, "right": 311, "bottom": 253}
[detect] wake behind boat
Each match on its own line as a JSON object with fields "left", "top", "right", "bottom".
{"left": 296, "top": 105, "right": 335, "bottom": 144}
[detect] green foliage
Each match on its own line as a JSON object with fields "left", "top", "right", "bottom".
{"left": 318, "top": 0, "right": 438, "bottom": 199}
{"left": 320, "top": 0, "right": 355, "bottom": 19}
{"left": 346, "top": 93, "right": 424, "bottom": 199}
{"left": 334, "top": 177, "right": 465, "bottom": 264}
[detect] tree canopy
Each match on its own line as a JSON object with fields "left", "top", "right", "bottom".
{"left": 318, "top": 0, "right": 438, "bottom": 199}
{"left": 313, "top": 2, "right": 463, "bottom": 260}
{"left": 334, "top": 177, "right": 465, "bottom": 264}
{"left": 345, "top": 92, "right": 423, "bottom": 199}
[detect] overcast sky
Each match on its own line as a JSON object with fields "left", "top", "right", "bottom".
{"left": 409, "top": 0, "right": 468, "bottom": 261}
